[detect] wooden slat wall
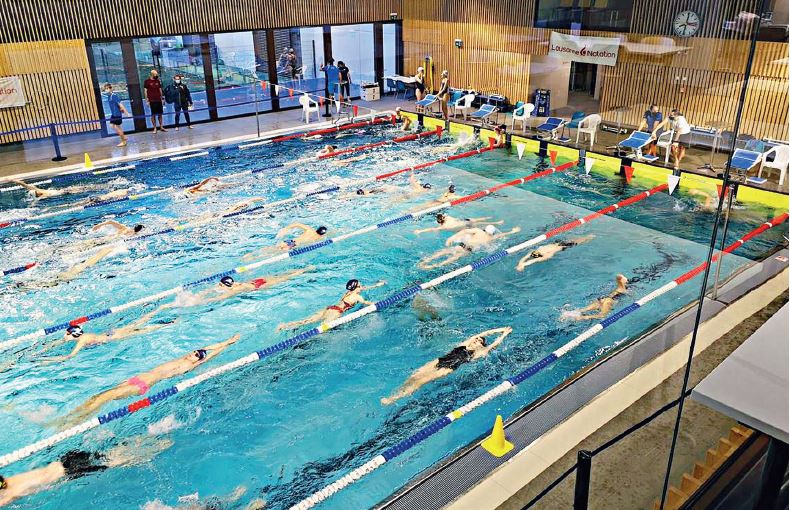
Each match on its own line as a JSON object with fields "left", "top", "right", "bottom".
{"left": 0, "top": 40, "right": 98, "bottom": 143}
{"left": 403, "top": 0, "right": 788, "bottom": 140}
{"left": 0, "top": 0, "right": 403, "bottom": 42}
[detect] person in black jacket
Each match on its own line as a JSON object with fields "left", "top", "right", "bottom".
{"left": 171, "top": 74, "right": 193, "bottom": 130}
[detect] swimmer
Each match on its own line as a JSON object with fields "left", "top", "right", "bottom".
{"left": 561, "top": 274, "right": 629, "bottom": 321}
{"left": 418, "top": 225, "right": 521, "bottom": 270}
{"left": 37, "top": 307, "right": 177, "bottom": 363}
{"left": 92, "top": 220, "right": 144, "bottom": 237}
{"left": 345, "top": 183, "right": 402, "bottom": 198}
{"left": 515, "top": 235, "right": 595, "bottom": 271}
{"left": 56, "top": 334, "right": 239, "bottom": 427}
{"left": 0, "top": 435, "right": 172, "bottom": 507}
{"left": 414, "top": 213, "right": 503, "bottom": 234}
{"left": 9, "top": 179, "right": 99, "bottom": 200}
{"left": 186, "top": 177, "right": 230, "bottom": 195}
{"left": 491, "top": 124, "right": 507, "bottom": 147}
{"left": 412, "top": 293, "right": 441, "bottom": 321}
{"left": 142, "top": 486, "right": 257, "bottom": 510}
{"left": 689, "top": 189, "right": 720, "bottom": 211}
{"left": 391, "top": 172, "right": 433, "bottom": 203}
{"left": 412, "top": 184, "right": 460, "bottom": 210}
{"left": 242, "top": 223, "right": 329, "bottom": 261}
{"left": 381, "top": 327, "right": 512, "bottom": 405}
{"left": 331, "top": 153, "right": 368, "bottom": 167}
{"left": 276, "top": 279, "right": 385, "bottom": 331}
{"left": 395, "top": 107, "right": 412, "bottom": 131}
{"left": 20, "top": 245, "right": 118, "bottom": 289}
{"left": 317, "top": 145, "right": 337, "bottom": 157}
{"left": 162, "top": 267, "right": 313, "bottom": 309}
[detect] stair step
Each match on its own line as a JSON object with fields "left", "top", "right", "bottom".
{"left": 681, "top": 473, "right": 703, "bottom": 494}
{"left": 729, "top": 427, "right": 747, "bottom": 444}
{"left": 667, "top": 486, "right": 687, "bottom": 509}
{"left": 707, "top": 448, "right": 723, "bottom": 468}
{"left": 693, "top": 461, "right": 713, "bottom": 480}
{"left": 717, "top": 437, "right": 736, "bottom": 456}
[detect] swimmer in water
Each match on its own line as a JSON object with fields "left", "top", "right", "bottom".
{"left": 414, "top": 213, "right": 503, "bottom": 234}
{"left": 344, "top": 183, "right": 402, "bottom": 198}
{"left": 42, "top": 188, "right": 131, "bottom": 209}
{"left": 92, "top": 220, "right": 144, "bottom": 237}
{"left": 56, "top": 334, "right": 239, "bottom": 427}
{"left": 9, "top": 179, "right": 101, "bottom": 200}
{"left": 418, "top": 225, "right": 521, "bottom": 270}
{"left": 331, "top": 153, "right": 368, "bottom": 167}
{"left": 0, "top": 435, "right": 173, "bottom": 507}
{"left": 162, "top": 267, "right": 313, "bottom": 309}
{"left": 37, "top": 307, "right": 177, "bottom": 363}
{"left": 395, "top": 107, "right": 412, "bottom": 131}
{"left": 141, "top": 486, "right": 259, "bottom": 510}
{"left": 381, "top": 327, "right": 512, "bottom": 405}
{"left": 411, "top": 184, "right": 461, "bottom": 210}
{"left": 186, "top": 177, "right": 231, "bottom": 195}
{"left": 242, "top": 223, "right": 329, "bottom": 261}
{"left": 317, "top": 145, "right": 337, "bottom": 156}
{"left": 391, "top": 172, "right": 433, "bottom": 203}
{"left": 491, "top": 124, "right": 507, "bottom": 147}
{"left": 515, "top": 235, "right": 595, "bottom": 271}
{"left": 276, "top": 279, "right": 385, "bottom": 331}
{"left": 20, "top": 245, "right": 118, "bottom": 289}
{"left": 689, "top": 189, "right": 720, "bottom": 211}
{"left": 561, "top": 274, "right": 629, "bottom": 321}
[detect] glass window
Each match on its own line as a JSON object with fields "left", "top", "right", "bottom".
{"left": 90, "top": 41, "right": 135, "bottom": 133}
{"left": 383, "top": 23, "right": 397, "bottom": 78}
{"left": 133, "top": 35, "right": 210, "bottom": 126}
{"left": 209, "top": 31, "right": 272, "bottom": 118}
{"left": 331, "top": 23, "right": 376, "bottom": 99}
{"left": 273, "top": 27, "right": 326, "bottom": 109}
{"left": 535, "top": 0, "right": 633, "bottom": 32}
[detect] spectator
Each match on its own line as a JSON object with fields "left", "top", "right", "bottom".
{"left": 103, "top": 83, "right": 128, "bottom": 147}
{"left": 437, "top": 70, "right": 450, "bottom": 120}
{"left": 638, "top": 104, "right": 663, "bottom": 156}
{"left": 288, "top": 48, "right": 300, "bottom": 80}
{"left": 337, "top": 60, "right": 351, "bottom": 102}
{"left": 321, "top": 58, "right": 340, "bottom": 102}
{"left": 171, "top": 74, "right": 193, "bottom": 130}
{"left": 150, "top": 37, "right": 161, "bottom": 68}
{"left": 653, "top": 108, "right": 691, "bottom": 170}
{"left": 143, "top": 69, "right": 166, "bottom": 133}
{"left": 414, "top": 66, "right": 426, "bottom": 101}
{"left": 278, "top": 47, "right": 290, "bottom": 73}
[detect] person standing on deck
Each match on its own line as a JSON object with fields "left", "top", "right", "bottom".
{"left": 143, "top": 69, "right": 167, "bottom": 133}
{"left": 171, "top": 74, "right": 193, "bottom": 130}
{"left": 104, "top": 83, "right": 128, "bottom": 147}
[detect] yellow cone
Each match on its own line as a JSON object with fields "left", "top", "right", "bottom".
{"left": 481, "top": 415, "right": 513, "bottom": 457}
{"left": 84, "top": 153, "right": 93, "bottom": 169}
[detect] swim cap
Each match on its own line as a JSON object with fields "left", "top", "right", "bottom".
{"left": 436, "top": 213, "right": 446, "bottom": 224}
{"left": 448, "top": 184, "right": 456, "bottom": 193}
{"left": 422, "top": 183, "right": 432, "bottom": 189}
{"left": 484, "top": 225, "right": 497, "bottom": 235}
{"left": 478, "top": 335, "right": 487, "bottom": 346}
{"left": 0, "top": 474, "right": 5, "bottom": 490}
{"left": 220, "top": 276, "right": 234, "bottom": 287}
{"left": 194, "top": 349, "right": 207, "bottom": 361}
{"left": 346, "top": 279, "right": 359, "bottom": 291}
{"left": 66, "top": 325, "right": 83, "bottom": 338}
{"left": 356, "top": 189, "right": 364, "bottom": 195}
{"left": 316, "top": 226, "right": 328, "bottom": 235}
{"left": 134, "top": 224, "right": 144, "bottom": 233}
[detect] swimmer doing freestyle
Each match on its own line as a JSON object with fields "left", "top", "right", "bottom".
{"left": 515, "top": 235, "right": 594, "bottom": 271}
{"left": 418, "top": 225, "right": 520, "bottom": 270}
{"left": 276, "top": 278, "right": 385, "bottom": 331}
{"left": 381, "top": 327, "right": 512, "bottom": 404}
{"left": 242, "top": 223, "right": 329, "bottom": 261}
{"left": 414, "top": 213, "right": 503, "bottom": 234}
{"left": 561, "top": 274, "right": 629, "bottom": 321}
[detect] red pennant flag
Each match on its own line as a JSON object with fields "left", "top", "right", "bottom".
{"left": 716, "top": 184, "right": 731, "bottom": 198}
{"left": 436, "top": 125, "right": 443, "bottom": 137}
{"left": 549, "top": 150, "right": 558, "bottom": 166}
{"left": 391, "top": 114, "right": 397, "bottom": 125}
{"left": 260, "top": 80, "right": 267, "bottom": 90}
{"left": 624, "top": 165, "right": 635, "bottom": 183}
{"left": 319, "top": 97, "right": 324, "bottom": 107}
{"left": 488, "top": 137, "right": 497, "bottom": 148}
{"left": 288, "top": 88, "right": 294, "bottom": 97}
{"left": 352, "top": 105, "right": 359, "bottom": 117}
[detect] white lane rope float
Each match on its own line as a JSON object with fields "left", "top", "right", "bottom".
{"left": 0, "top": 181, "right": 679, "bottom": 469}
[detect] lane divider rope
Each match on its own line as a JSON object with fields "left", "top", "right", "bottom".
{"left": 289, "top": 210, "right": 787, "bottom": 510}
{"left": 0, "top": 127, "right": 443, "bottom": 278}
{"left": 0, "top": 183, "right": 669, "bottom": 469}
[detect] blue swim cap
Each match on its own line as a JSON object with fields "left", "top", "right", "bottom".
{"left": 346, "top": 279, "right": 359, "bottom": 291}
{"left": 66, "top": 325, "right": 83, "bottom": 338}
{"left": 194, "top": 349, "right": 207, "bottom": 361}
{"left": 422, "top": 183, "right": 432, "bottom": 189}
{"left": 316, "top": 226, "right": 328, "bottom": 235}
{"left": 220, "top": 276, "right": 234, "bottom": 287}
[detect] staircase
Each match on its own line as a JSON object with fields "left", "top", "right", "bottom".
{"left": 653, "top": 425, "right": 753, "bottom": 510}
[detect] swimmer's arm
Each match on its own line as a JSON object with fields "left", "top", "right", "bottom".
{"left": 360, "top": 280, "right": 386, "bottom": 290}
{"left": 651, "top": 118, "right": 669, "bottom": 137}
{"left": 38, "top": 338, "right": 88, "bottom": 363}
{"left": 10, "top": 179, "right": 38, "bottom": 192}
{"left": 203, "top": 333, "right": 241, "bottom": 356}
{"left": 494, "top": 227, "right": 521, "bottom": 239}
{"left": 276, "top": 223, "right": 309, "bottom": 238}
{"left": 445, "top": 232, "right": 463, "bottom": 246}
{"left": 474, "top": 328, "right": 512, "bottom": 358}
{"left": 92, "top": 220, "right": 124, "bottom": 233}
{"left": 414, "top": 226, "right": 442, "bottom": 234}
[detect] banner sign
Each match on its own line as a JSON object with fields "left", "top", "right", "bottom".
{"left": 549, "top": 32, "right": 620, "bottom": 66}
{"left": 0, "top": 76, "right": 26, "bottom": 108}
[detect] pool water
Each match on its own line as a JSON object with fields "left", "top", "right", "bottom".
{"left": 0, "top": 126, "right": 785, "bottom": 510}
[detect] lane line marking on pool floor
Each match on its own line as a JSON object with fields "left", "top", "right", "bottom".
{"left": 0, "top": 183, "right": 688, "bottom": 470}
{"left": 289, "top": 212, "right": 788, "bottom": 510}
{"left": 0, "top": 125, "right": 441, "bottom": 233}
{"left": 0, "top": 128, "right": 450, "bottom": 278}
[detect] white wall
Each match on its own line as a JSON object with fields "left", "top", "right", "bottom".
{"left": 528, "top": 55, "right": 571, "bottom": 112}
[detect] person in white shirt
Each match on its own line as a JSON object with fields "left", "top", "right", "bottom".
{"left": 653, "top": 108, "right": 691, "bottom": 170}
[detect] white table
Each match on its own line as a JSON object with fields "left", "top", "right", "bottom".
{"left": 385, "top": 75, "right": 417, "bottom": 84}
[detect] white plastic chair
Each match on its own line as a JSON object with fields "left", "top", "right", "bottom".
{"left": 299, "top": 93, "right": 319, "bottom": 124}
{"left": 452, "top": 93, "right": 475, "bottom": 120}
{"left": 656, "top": 129, "right": 675, "bottom": 164}
{"left": 759, "top": 144, "right": 789, "bottom": 185}
{"left": 575, "top": 114, "right": 601, "bottom": 148}
{"left": 511, "top": 103, "right": 535, "bottom": 133}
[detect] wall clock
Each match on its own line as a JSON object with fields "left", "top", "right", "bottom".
{"left": 673, "top": 10, "right": 701, "bottom": 37}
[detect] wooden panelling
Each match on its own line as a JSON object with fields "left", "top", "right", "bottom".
{"left": 0, "top": 40, "right": 98, "bottom": 143}
{"left": 0, "top": 0, "right": 403, "bottom": 42}
{"left": 402, "top": 0, "right": 788, "bottom": 140}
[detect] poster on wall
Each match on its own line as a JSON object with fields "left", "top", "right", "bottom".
{"left": 549, "top": 32, "right": 620, "bottom": 66}
{"left": 0, "top": 76, "right": 26, "bottom": 108}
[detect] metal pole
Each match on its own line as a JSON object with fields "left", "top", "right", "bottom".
{"left": 253, "top": 72, "right": 260, "bottom": 138}
{"left": 49, "top": 123, "right": 67, "bottom": 162}
{"left": 711, "top": 183, "right": 735, "bottom": 300}
{"left": 573, "top": 450, "right": 592, "bottom": 510}
{"left": 659, "top": 0, "right": 766, "bottom": 507}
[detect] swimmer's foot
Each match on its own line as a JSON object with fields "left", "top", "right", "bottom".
{"left": 380, "top": 397, "right": 395, "bottom": 405}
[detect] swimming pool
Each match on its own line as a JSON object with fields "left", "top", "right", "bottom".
{"left": 0, "top": 122, "right": 786, "bottom": 509}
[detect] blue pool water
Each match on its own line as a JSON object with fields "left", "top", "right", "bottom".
{"left": 0, "top": 126, "right": 785, "bottom": 509}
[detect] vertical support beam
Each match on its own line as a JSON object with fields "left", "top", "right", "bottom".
{"left": 395, "top": 21, "right": 404, "bottom": 76}
{"left": 374, "top": 22, "right": 385, "bottom": 95}
{"left": 265, "top": 29, "right": 280, "bottom": 111}
{"left": 322, "top": 25, "right": 333, "bottom": 117}
{"left": 573, "top": 450, "right": 592, "bottom": 510}
{"left": 120, "top": 38, "right": 146, "bottom": 133}
{"left": 200, "top": 34, "right": 218, "bottom": 121}
{"left": 85, "top": 41, "right": 109, "bottom": 137}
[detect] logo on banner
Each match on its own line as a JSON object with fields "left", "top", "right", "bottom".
{"left": 0, "top": 76, "right": 26, "bottom": 108}
{"left": 549, "top": 32, "right": 620, "bottom": 66}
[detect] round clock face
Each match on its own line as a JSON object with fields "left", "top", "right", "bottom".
{"left": 673, "top": 10, "right": 701, "bottom": 37}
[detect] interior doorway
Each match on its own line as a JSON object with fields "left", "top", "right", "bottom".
{"left": 569, "top": 61, "right": 597, "bottom": 95}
